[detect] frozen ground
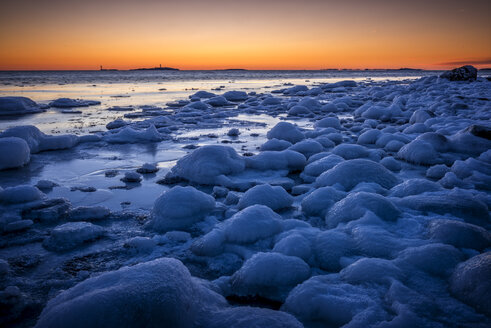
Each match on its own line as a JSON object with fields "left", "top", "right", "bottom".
{"left": 0, "top": 69, "right": 490, "bottom": 327}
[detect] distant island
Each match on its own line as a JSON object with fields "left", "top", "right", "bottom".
{"left": 130, "top": 64, "right": 179, "bottom": 71}
{"left": 220, "top": 69, "right": 248, "bottom": 71}
{"left": 100, "top": 66, "right": 118, "bottom": 71}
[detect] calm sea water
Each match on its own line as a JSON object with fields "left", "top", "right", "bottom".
{"left": 0, "top": 70, "right": 437, "bottom": 134}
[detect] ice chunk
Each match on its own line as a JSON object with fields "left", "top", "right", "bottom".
{"left": 428, "top": 219, "right": 490, "bottom": 251}
{"left": 223, "top": 205, "right": 282, "bottom": 244}
{"left": 0, "top": 96, "right": 45, "bottom": 116}
{"left": 450, "top": 253, "right": 491, "bottom": 316}
{"left": 326, "top": 192, "right": 400, "bottom": 228}
{"left": 230, "top": 252, "right": 310, "bottom": 301}
{"left": 238, "top": 184, "right": 293, "bottom": 210}
{"left": 266, "top": 122, "right": 305, "bottom": 144}
{"left": 167, "top": 145, "right": 245, "bottom": 185}
{"left": 0, "top": 137, "right": 30, "bottom": 170}
{"left": 121, "top": 171, "right": 142, "bottom": 183}
{"left": 148, "top": 186, "right": 215, "bottom": 232}
{"left": 316, "top": 159, "right": 399, "bottom": 190}
{"left": 0, "top": 185, "right": 44, "bottom": 204}
{"left": 136, "top": 163, "right": 159, "bottom": 174}
{"left": 49, "top": 98, "right": 100, "bottom": 108}
{"left": 0, "top": 125, "right": 78, "bottom": 153}
{"left": 43, "top": 222, "right": 104, "bottom": 252}
{"left": 35, "top": 258, "right": 208, "bottom": 328}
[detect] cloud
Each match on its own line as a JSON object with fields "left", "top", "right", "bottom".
{"left": 438, "top": 58, "right": 491, "bottom": 66}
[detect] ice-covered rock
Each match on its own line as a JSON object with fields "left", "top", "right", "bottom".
{"left": 314, "top": 117, "right": 341, "bottom": 129}
{"left": 428, "top": 219, "right": 490, "bottom": 251}
{"left": 124, "top": 236, "right": 157, "bottom": 253}
{"left": 223, "top": 205, "right": 283, "bottom": 244}
{"left": 301, "top": 186, "right": 346, "bottom": 217}
{"left": 314, "top": 230, "right": 355, "bottom": 271}
{"left": 69, "top": 206, "right": 110, "bottom": 221}
{"left": 121, "top": 171, "right": 142, "bottom": 183}
{"left": 0, "top": 137, "right": 30, "bottom": 170}
{"left": 223, "top": 91, "right": 248, "bottom": 102}
{"left": 49, "top": 98, "right": 100, "bottom": 108}
{"left": 201, "top": 307, "right": 303, "bottom": 328}
{"left": 0, "top": 96, "right": 45, "bottom": 116}
{"left": 238, "top": 184, "right": 293, "bottom": 210}
{"left": 267, "top": 122, "right": 305, "bottom": 144}
{"left": 260, "top": 138, "right": 292, "bottom": 151}
{"left": 0, "top": 185, "right": 44, "bottom": 204}
{"left": 450, "top": 253, "right": 491, "bottom": 316}
{"left": 166, "top": 145, "right": 245, "bottom": 185}
{"left": 148, "top": 186, "right": 215, "bottom": 232}
{"left": 440, "top": 65, "right": 478, "bottom": 81}
{"left": 105, "top": 125, "right": 164, "bottom": 143}
{"left": 35, "top": 258, "right": 216, "bottom": 328}
{"left": 0, "top": 125, "right": 78, "bottom": 153}
{"left": 230, "top": 252, "right": 310, "bottom": 301}
{"left": 245, "top": 150, "right": 306, "bottom": 171}
{"left": 397, "top": 139, "right": 439, "bottom": 165}
{"left": 43, "top": 222, "right": 104, "bottom": 252}
{"left": 332, "top": 144, "right": 370, "bottom": 160}
{"left": 136, "top": 163, "right": 159, "bottom": 174}
{"left": 207, "top": 96, "right": 232, "bottom": 107}
{"left": 288, "top": 139, "right": 323, "bottom": 159}
{"left": 316, "top": 159, "right": 399, "bottom": 190}
{"left": 390, "top": 178, "right": 443, "bottom": 197}
{"left": 226, "top": 128, "right": 240, "bottom": 136}
{"left": 190, "top": 90, "right": 216, "bottom": 99}
{"left": 326, "top": 192, "right": 401, "bottom": 228}
{"left": 341, "top": 258, "right": 404, "bottom": 285}
{"left": 273, "top": 233, "right": 312, "bottom": 262}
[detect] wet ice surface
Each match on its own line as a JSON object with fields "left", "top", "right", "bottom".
{"left": 0, "top": 70, "right": 490, "bottom": 327}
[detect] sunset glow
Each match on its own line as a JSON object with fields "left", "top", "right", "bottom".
{"left": 1, "top": 0, "right": 490, "bottom": 70}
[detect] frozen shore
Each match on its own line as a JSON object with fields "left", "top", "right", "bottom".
{"left": 0, "top": 68, "right": 490, "bottom": 327}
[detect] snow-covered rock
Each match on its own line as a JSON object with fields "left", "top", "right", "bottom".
{"left": 238, "top": 184, "right": 293, "bottom": 210}
{"left": 148, "top": 186, "right": 215, "bottom": 232}
{"left": 223, "top": 91, "right": 248, "bottom": 102}
{"left": 440, "top": 65, "right": 478, "bottom": 81}
{"left": 0, "top": 125, "right": 78, "bottom": 153}
{"left": 43, "top": 222, "right": 104, "bottom": 252}
{"left": 267, "top": 122, "right": 305, "bottom": 144}
{"left": 0, "top": 185, "right": 44, "bottom": 204}
{"left": 105, "top": 125, "right": 164, "bottom": 143}
{"left": 49, "top": 98, "right": 100, "bottom": 108}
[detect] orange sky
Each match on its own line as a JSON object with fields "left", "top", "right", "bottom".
{"left": 0, "top": 0, "right": 490, "bottom": 70}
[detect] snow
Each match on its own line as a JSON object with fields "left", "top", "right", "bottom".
{"left": 0, "top": 96, "right": 45, "bottom": 116}
{"left": 237, "top": 184, "right": 293, "bottom": 210}
{"left": 0, "top": 137, "right": 30, "bottom": 170}
{"left": 148, "top": 186, "right": 215, "bottom": 232}
{"left": 43, "top": 222, "right": 105, "bottom": 252}
{"left": 0, "top": 125, "right": 79, "bottom": 153}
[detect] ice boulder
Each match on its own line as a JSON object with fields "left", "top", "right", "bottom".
{"left": 316, "top": 159, "right": 399, "bottom": 190}
{"left": 440, "top": 65, "right": 478, "bottom": 81}
{"left": 450, "top": 253, "right": 491, "bottom": 316}
{"left": 223, "top": 205, "right": 283, "bottom": 244}
{"left": 49, "top": 98, "right": 100, "bottom": 108}
{"left": 325, "top": 192, "right": 401, "bottom": 228}
{"left": 238, "top": 184, "right": 293, "bottom": 211}
{"left": 230, "top": 252, "right": 310, "bottom": 301}
{"left": 0, "top": 96, "right": 45, "bottom": 116}
{"left": 166, "top": 145, "right": 245, "bottom": 185}
{"left": 104, "top": 125, "right": 164, "bottom": 144}
{"left": 0, "top": 125, "right": 79, "bottom": 153}
{"left": 35, "top": 258, "right": 209, "bottom": 328}
{"left": 0, "top": 137, "right": 30, "bottom": 170}
{"left": 43, "top": 222, "right": 104, "bottom": 252}
{"left": 397, "top": 140, "right": 439, "bottom": 165}
{"left": 0, "top": 185, "right": 44, "bottom": 204}
{"left": 267, "top": 122, "right": 305, "bottom": 144}
{"left": 148, "top": 186, "right": 215, "bottom": 232}
{"left": 223, "top": 91, "right": 248, "bottom": 102}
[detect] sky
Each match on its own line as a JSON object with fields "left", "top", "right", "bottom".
{"left": 0, "top": 0, "right": 490, "bottom": 70}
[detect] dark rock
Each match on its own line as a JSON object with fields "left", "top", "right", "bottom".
{"left": 440, "top": 65, "right": 478, "bottom": 81}
{"left": 465, "top": 124, "right": 491, "bottom": 140}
